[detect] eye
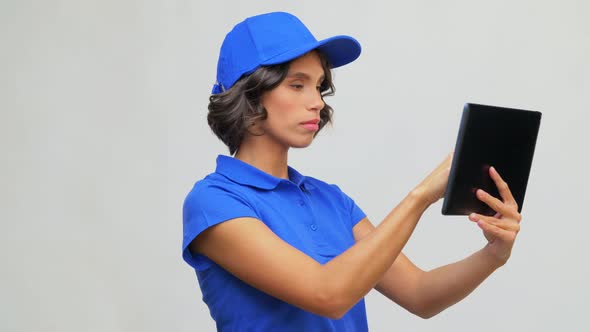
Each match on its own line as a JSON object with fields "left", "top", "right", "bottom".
{"left": 290, "top": 84, "right": 304, "bottom": 90}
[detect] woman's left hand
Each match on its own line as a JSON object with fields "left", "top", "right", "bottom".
{"left": 468, "top": 166, "right": 522, "bottom": 266}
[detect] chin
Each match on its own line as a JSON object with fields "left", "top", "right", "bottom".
{"left": 289, "top": 137, "right": 315, "bottom": 149}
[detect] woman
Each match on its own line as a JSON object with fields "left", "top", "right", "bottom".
{"left": 182, "top": 11, "right": 522, "bottom": 331}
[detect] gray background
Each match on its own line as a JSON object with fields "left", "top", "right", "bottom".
{"left": 2, "top": 0, "right": 589, "bottom": 331}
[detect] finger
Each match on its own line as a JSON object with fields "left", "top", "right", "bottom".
{"left": 476, "top": 189, "right": 515, "bottom": 217}
{"left": 469, "top": 213, "right": 520, "bottom": 232}
{"left": 489, "top": 166, "right": 518, "bottom": 209}
{"left": 476, "top": 188, "right": 523, "bottom": 223}
{"left": 438, "top": 151, "right": 454, "bottom": 170}
{"left": 476, "top": 219, "right": 517, "bottom": 242}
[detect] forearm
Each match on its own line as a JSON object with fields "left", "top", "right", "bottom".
{"left": 320, "top": 189, "right": 430, "bottom": 317}
{"left": 415, "top": 246, "right": 504, "bottom": 318}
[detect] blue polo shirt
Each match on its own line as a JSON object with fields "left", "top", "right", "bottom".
{"left": 182, "top": 155, "right": 368, "bottom": 332}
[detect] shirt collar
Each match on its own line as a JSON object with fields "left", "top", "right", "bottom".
{"left": 215, "top": 155, "right": 307, "bottom": 190}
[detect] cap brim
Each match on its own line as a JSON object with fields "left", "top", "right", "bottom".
{"left": 261, "top": 35, "right": 361, "bottom": 69}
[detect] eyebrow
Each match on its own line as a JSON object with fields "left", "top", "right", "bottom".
{"left": 287, "top": 72, "right": 325, "bottom": 83}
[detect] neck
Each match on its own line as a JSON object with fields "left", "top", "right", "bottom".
{"left": 234, "top": 135, "right": 290, "bottom": 180}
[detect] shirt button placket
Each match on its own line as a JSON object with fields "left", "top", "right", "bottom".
{"left": 296, "top": 183, "right": 317, "bottom": 233}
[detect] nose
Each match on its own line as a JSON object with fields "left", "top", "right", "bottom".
{"left": 308, "top": 89, "right": 325, "bottom": 112}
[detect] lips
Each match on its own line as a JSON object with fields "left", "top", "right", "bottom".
{"left": 301, "top": 119, "right": 320, "bottom": 125}
{"left": 300, "top": 119, "right": 320, "bottom": 131}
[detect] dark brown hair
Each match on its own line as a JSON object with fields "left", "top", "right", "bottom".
{"left": 207, "top": 51, "right": 335, "bottom": 155}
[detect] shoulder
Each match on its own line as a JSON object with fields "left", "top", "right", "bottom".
{"left": 304, "top": 176, "right": 351, "bottom": 200}
{"left": 304, "top": 175, "right": 366, "bottom": 226}
{"left": 185, "top": 173, "right": 250, "bottom": 201}
{"left": 183, "top": 173, "right": 258, "bottom": 217}
{"left": 182, "top": 172, "right": 261, "bottom": 269}
{"left": 303, "top": 175, "right": 337, "bottom": 191}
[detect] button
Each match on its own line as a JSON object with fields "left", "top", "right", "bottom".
{"left": 298, "top": 199, "right": 305, "bottom": 206}
{"left": 310, "top": 224, "right": 317, "bottom": 231}
{"left": 300, "top": 184, "right": 309, "bottom": 194}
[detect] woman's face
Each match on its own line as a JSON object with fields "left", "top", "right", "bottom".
{"left": 258, "top": 51, "right": 326, "bottom": 149}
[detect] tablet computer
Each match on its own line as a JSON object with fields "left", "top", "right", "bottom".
{"left": 442, "top": 103, "right": 542, "bottom": 216}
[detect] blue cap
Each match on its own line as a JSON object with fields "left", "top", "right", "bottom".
{"left": 212, "top": 11, "right": 362, "bottom": 94}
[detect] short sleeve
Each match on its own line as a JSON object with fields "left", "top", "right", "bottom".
{"left": 182, "top": 183, "right": 259, "bottom": 271}
{"left": 330, "top": 184, "right": 366, "bottom": 229}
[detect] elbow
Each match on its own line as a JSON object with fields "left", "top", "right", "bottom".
{"left": 322, "top": 307, "right": 346, "bottom": 320}
{"left": 405, "top": 277, "right": 442, "bottom": 319}
{"left": 312, "top": 288, "right": 350, "bottom": 320}
{"left": 307, "top": 268, "right": 365, "bottom": 319}
{"left": 407, "top": 307, "right": 436, "bottom": 320}
{"left": 416, "top": 310, "right": 438, "bottom": 320}
{"left": 324, "top": 309, "right": 347, "bottom": 320}
{"left": 409, "top": 302, "right": 442, "bottom": 320}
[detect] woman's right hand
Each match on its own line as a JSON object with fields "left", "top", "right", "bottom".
{"left": 413, "top": 151, "right": 454, "bottom": 206}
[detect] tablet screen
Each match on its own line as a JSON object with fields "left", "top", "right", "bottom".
{"left": 442, "top": 103, "right": 542, "bottom": 216}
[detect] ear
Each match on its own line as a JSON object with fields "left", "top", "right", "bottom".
{"left": 246, "top": 118, "right": 265, "bottom": 137}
